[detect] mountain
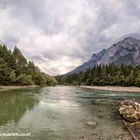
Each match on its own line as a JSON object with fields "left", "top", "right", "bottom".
{"left": 70, "top": 37, "right": 140, "bottom": 74}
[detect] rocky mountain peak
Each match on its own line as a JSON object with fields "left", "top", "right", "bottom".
{"left": 69, "top": 36, "right": 140, "bottom": 74}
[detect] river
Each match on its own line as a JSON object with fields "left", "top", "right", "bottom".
{"left": 0, "top": 86, "right": 140, "bottom": 140}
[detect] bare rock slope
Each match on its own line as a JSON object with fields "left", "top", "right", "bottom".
{"left": 70, "top": 37, "right": 140, "bottom": 74}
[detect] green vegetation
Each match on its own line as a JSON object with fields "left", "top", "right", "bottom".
{"left": 0, "top": 44, "right": 57, "bottom": 86}
{"left": 56, "top": 64, "right": 140, "bottom": 87}
{"left": 0, "top": 89, "right": 38, "bottom": 125}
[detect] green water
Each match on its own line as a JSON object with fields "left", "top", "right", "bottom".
{"left": 0, "top": 86, "right": 139, "bottom": 140}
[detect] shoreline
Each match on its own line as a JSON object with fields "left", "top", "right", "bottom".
{"left": 0, "top": 85, "right": 39, "bottom": 91}
{"left": 1, "top": 85, "right": 140, "bottom": 93}
{"left": 81, "top": 86, "right": 140, "bottom": 93}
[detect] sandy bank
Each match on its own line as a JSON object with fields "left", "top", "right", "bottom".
{"left": 81, "top": 86, "right": 140, "bottom": 93}
{"left": 0, "top": 85, "right": 39, "bottom": 91}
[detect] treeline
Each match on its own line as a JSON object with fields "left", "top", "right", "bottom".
{"left": 0, "top": 44, "right": 57, "bottom": 86}
{"left": 56, "top": 64, "right": 140, "bottom": 87}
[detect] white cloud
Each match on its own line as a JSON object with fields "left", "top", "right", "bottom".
{"left": 0, "top": 0, "right": 140, "bottom": 75}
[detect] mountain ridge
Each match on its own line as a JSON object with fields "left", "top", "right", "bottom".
{"left": 69, "top": 37, "right": 140, "bottom": 74}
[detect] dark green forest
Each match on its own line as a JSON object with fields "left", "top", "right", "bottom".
{"left": 0, "top": 44, "right": 57, "bottom": 86}
{"left": 56, "top": 64, "right": 140, "bottom": 87}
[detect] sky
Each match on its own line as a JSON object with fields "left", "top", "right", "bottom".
{"left": 0, "top": 0, "right": 140, "bottom": 75}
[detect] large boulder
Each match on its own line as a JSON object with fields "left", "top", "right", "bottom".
{"left": 119, "top": 100, "right": 140, "bottom": 122}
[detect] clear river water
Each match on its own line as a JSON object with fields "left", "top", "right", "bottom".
{"left": 0, "top": 86, "right": 140, "bottom": 140}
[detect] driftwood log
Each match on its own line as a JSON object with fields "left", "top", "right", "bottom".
{"left": 123, "top": 120, "right": 138, "bottom": 140}
{"left": 119, "top": 100, "right": 140, "bottom": 140}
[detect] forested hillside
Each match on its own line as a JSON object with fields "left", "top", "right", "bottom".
{"left": 0, "top": 44, "right": 57, "bottom": 86}
{"left": 56, "top": 64, "right": 140, "bottom": 87}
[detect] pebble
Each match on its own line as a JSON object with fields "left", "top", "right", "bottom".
{"left": 86, "top": 121, "right": 97, "bottom": 126}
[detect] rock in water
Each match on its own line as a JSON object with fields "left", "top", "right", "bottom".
{"left": 119, "top": 100, "right": 140, "bottom": 122}
{"left": 86, "top": 121, "right": 97, "bottom": 126}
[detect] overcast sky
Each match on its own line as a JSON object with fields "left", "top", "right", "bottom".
{"left": 0, "top": 0, "right": 140, "bottom": 75}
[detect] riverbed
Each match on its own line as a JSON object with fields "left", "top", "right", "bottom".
{"left": 0, "top": 86, "right": 139, "bottom": 140}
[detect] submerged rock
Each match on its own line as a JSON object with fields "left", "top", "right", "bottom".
{"left": 119, "top": 100, "right": 140, "bottom": 122}
{"left": 85, "top": 121, "right": 97, "bottom": 129}
{"left": 86, "top": 121, "right": 97, "bottom": 126}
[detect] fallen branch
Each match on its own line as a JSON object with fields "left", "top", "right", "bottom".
{"left": 123, "top": 120, "right": 138, "bottom": 140}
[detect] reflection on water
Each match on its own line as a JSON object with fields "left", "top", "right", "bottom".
{"left": 0, "top": 89, "right": 39, "bottom": 126}
{"left": 0, "top": 86, "right": 139, "bottom": 140}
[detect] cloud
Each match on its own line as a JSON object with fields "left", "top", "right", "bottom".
{"left": 0, "top": 0, "right": 140, "bottom": 75}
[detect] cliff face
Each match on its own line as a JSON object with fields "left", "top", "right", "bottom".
{"left": 70, "top": 37, "right": 140, "bottom": 74}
